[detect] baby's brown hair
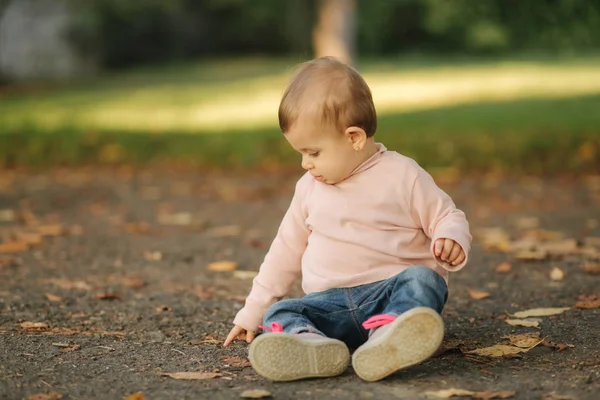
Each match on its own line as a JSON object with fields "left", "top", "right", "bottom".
{"left": 278, "top": 57, "right": 377, "bottom": 137}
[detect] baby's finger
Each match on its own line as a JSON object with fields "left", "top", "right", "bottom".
{"left": 440, "top": 239, "right": 455, "bottom": 261}
{"left": 452, "top": 251, "right": 466, "bottom": 266}
{"left": 223, "top": 327, "right": 243, "bottom": 347}
{"left": 448, "top": 243, "right": 463, "bottom": 263}
{"left": 433, "top": 239, "right": 444, "bottom": 256}
{"left": 246, "top": 330, "right": 256, "bottom": 343}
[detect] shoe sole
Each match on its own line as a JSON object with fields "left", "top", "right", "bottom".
{"left": 248, "top": 333, "right": 350, "bottom": 381}
{"left": 352, "top": 307, "right": 444, "bottom": 382}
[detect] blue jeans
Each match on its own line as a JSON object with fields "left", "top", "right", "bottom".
{"left": 262, "top": 266, "right": 448, "bottom": 350}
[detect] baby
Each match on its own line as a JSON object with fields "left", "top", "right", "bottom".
{"left": 223, "top": 57, "right": 471, "bottom": 382}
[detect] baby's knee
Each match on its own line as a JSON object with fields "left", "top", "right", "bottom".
{"left": 263, "top": 298, "right": 304, "bottom": 322}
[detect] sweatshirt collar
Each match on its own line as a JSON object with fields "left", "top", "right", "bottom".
{"left": 348, "top": 142, "right": 387, "bottom": 178}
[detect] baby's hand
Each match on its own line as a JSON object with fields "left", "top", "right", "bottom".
{"left": 223, "top": 325, "right": 256, "bottom": 347}
{"left": 433, "top": 238, "right": 466, "bottom": 267}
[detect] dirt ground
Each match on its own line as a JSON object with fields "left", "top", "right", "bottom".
{"left": 0, "top": 168, "right": 599, "bottom": 400}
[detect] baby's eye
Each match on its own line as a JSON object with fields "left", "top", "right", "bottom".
{"left": 310, "top": 152, "right": 320, "bottom": 157}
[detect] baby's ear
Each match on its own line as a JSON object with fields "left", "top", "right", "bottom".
{"left": 344, "top": 126, "right": 367, "bottom": 149}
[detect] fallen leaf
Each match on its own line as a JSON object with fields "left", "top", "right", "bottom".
{"left": 240, "top": 389, "right": 272, "bottom": 399}
{"left": 425, "top": 388, "right": 515, "bottom": 399}
{"left": 0, "top": 240, "right": 29, "bottom": 253}
{"left": 541, "top": 340, "right": 574, "bottom": 351}
{"left": 144, "top": 251, "right": 162, "bottom": 261}
{"left": 60, "top": 344, "right": 81, "bottom": 353}
{"left": 24, "top": 392, "right": 63, "bottom": 400}
{"left": 158, "top": 212, "right": 193, "bottom": 226}
{"left": 222, "top": 355, "right": 251, "bottom": 368}
{"left": 195, "top": 286, "right": 212, "bottom": 299}
{"left": 515, "top": 217, "right": 539, "bottom": 230}
{"left": 584, "top": 236, "right": 600, "bottom": 247}
{"left": 206, "top": 225, "right": 241, "bottom": 237}
{"left": 541, "top": 391, "right": 578, "bottom": 400}
{"left": 512, "top": 307, "right": 570, "bottom": 318}
{"left": 584, "top": 262, "right": 600, "bottom": 274}
{"left": 69, "top": 225, "right": 84, "bottom": 235}
{"left": 574, "top": 294, "right": 600, "bottom": 309}
{"left": 233, "top": 270, "right": 258, "bottom": 279}
{"left": 37, "top": 224, "right": 65, "bottom": 236}
{"left": 504, "top": 318, "right": 540, "bottom": 328}
{"left": 549, "top": 267, "right": 565, "bottom": 281}
{"left": 156, "top": 305, "right": 172, "bottom": 313}
{"left": 495, "top": 262, "right": 512, "bottom": 273}
{"left": 469, "top": 289, "right": 491, "bottom": 300}
{"left": 208, "top": 261, "right": 238, "bottom": 272}
{"left": 160, "top": 371, "right": 222, "bottom": 380}
{"left": 123, "top": 393, "right": 147, "bottom": 400}
{"left": 125, "top": 222, "right": 155, "bottom": 235}
{"left": 503, "top": 333, "right": 542, "bottom": 348}
{"left": 426, "top": 388, "right": 475, "bottom": 398}
{"left": 16, "top": 232, "right": 43, "bottom": 245}
{"left": 465, "top": 344, "right": 532, "bottom": 358}
{"left": 20, "top": 322, "right": 50, "bottom": 332}
{"left": 514, "top": 248, "right": 547, "bottom": 261}
{"left": 477, "top": 228, "right": 511, "bottom": 252}
{"left": 44, "top": 278, "right": 91, "bottom": 291}
{"left": 94, "top": 293, "right": 123, "bottom": 300}
{"left": 0, "top": 256, "right": 20, "bottom": 268}
{"left": 45, "top": 293, "right": 64, "bottom": 302}
{"left": 0, "top": 209, "right": 16, "bottom": 222}
{"left": 123, "top": 276, "right": 146, "bottom": 288}
{"left": 197, "top": 335, "right": 220, "bottom": 345}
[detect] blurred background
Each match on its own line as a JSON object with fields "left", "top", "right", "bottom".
{"left": 0, "top": 0, "right": 599, "bottom": 173}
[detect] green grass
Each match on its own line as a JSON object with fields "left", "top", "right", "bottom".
{"left": 1, "top": 55, "right": 599, "bottom": 172}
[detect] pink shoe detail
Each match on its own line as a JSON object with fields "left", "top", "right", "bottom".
{"left": 259, "top": 322, "right": 284, "bottom": 332}
{"left": 362, "top": 314, "right": 396, "bottom": 330}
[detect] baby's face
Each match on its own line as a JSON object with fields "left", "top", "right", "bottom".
{"left": 284, "top": 117, "right": 361, "bottom": 185}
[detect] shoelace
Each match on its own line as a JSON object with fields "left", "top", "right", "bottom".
{"left": 258, "top": 322, "right": 283, "bottom": 333}
{"left": 362, "top": 314, "right": 396, "bottom": 330}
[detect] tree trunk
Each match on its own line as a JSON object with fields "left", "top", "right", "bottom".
{"left": 312, "top": 0, "right": 356, "bottom": 65}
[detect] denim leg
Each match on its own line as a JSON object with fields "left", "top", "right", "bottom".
{"left": 349, "top": 266, "right": 448, "bottom": 341}
{"left": 262, "top": 288, "right": 368, "bottom": 348}
{"left": 381, "top": 266, "right": 448, "bottom": 316}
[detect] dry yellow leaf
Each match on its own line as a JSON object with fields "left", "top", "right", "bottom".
{"left": 504, "top": 333, "right": 542, "bottom": 348}
{"left": 208, "top": 261, "right": 238, "bottom": 272}
{"left": 206, "top": 225, "right": 241, "bottom": 237}
{"left": 45, "top": 293, "right": 64, "bottom": 302}
{"left": 20, "top": 322, "right": 50, "bottom": 332}
{"left": 504, "top": 319, "right": 540, "bottom": 328}
{"left": 466, "top": 344, "right": 531, "bottom": 357}
{"left": 584, "top": 262, "right": 600, "bottom": 275}
{"left": 0, "top": 241, "right": 29, "bottom": 253}
{"left": 513, "top": 307, "right": 570, "bottom": 318}
{"left": 233, "top": 270, "right": 258, "bottom": 279}
{"left": 16, "top": 232, "right": 43, "bottom": 245}
{"left": 240, "top": 389, "right": 272, "bottom": 399}
{"left": 425, "top": 388, "right": 476, "bottom": 398}
{"left": 37, "top": 224, "right": 65, "bottom": 236}
{"left": 549, "top": 267, "right": 564, "bottom": 281}
{"left": 160, "top": 371, "right": 222, "bottom": 380}
{"left": 123, "top": 392, "right": 147, "bottom": 400}
{"left": 468, "top": 289, "right": 491, "bottom": 300}
{"left": 514, "top": 248, "right": 547, "bottom": 261}
{"left": 425, "top": 388, "right": 515, "bottom": 399}
{"left": 495, "top": 262, "right": 512, "bottom": 273}
{"left": 25, "top": 392, "right": 63, "bottom": 400}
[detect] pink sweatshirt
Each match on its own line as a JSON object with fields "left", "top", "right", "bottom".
{"left": 233, "top": 143, "right": 472, "bottom": 331}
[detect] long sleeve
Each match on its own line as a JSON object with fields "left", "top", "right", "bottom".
{"left": 409, "top": 168, "right": 472, "bottom": 271}
{"left": 232, "top": 175, "right": 311, "bottom": 331}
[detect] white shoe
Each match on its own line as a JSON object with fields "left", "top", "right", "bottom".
{"left": 249, "top": 332, "right": 350, "bottom": 381}
{"left": 352, "top": 307, "right": 444, "bottom": 381}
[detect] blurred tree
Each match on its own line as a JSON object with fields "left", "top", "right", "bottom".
{"left": 313, "top": 0, "right": 356, "bottom": 64}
